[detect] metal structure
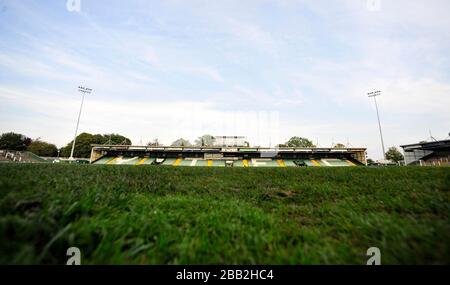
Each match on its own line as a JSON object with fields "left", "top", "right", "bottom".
{"left": 401, "top": 139, "right": 450, "bottom": 166}
{"left": 213, "top": 136, "right": 247, "bottom": 147}
{"left": 368, "top": 90, "right": 386, "bottom": 160}
{"left": 69, "top": 86, "right": 92, "bottom": 160}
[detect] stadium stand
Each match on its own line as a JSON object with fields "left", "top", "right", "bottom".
{"left": 162, "top": 158, "right": 177, "bottom": 166}
{"left": 139, "top": 157, "right": 156, "bottom": 165}
{"left": 90, "top": 145, "right": 367, "bottom": 167}
{"left": 94, "top": 156, "right": 114, "bottom": 164}
{"left": 303, "top": 160, "right": 315, "bottom": 167}
{"left": 322, "top": 158, "right": 355, "bottom": 167}
{"left": 0, "top": 150, "right": 47, "bottom": 163}
{"left": 283, "top": 159, "right": 297, "bottom": 167}
{"left": 401, "top": 139, "right": 450, "bottom": 166}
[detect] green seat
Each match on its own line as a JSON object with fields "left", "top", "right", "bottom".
{"left": 212, "top": 160, "right": 225, "bottom": 167}
{"left": 93, "top": 156, "right": 114, "bottom": 164}
{"left": 324, "top": 159, "right": 352, "bottom": 167}
{"left": 115, "top": 157, "right": 140, "bottom": 165}
{"left": 283, "top": 160, "right": 297, "bottom": 167}
{"left": 178, "top": 159, "right": 193, "bottom": 166}
{"left": 142, "top": 157, "right": 156, "bottom": 165}
{"left": 134, "top": 157, "right": 156, "bottom": 165}
{"left": 196, "top": 160, "right": 209, "bottom": 167}
{"left": 253, "top": 160, "right": 277, "bottom": 167}
{"left": 234, "top": 160, "right": 246, "bottom": 167}
{"left": 162, "top": 158, "right": 176, "bottom": 165}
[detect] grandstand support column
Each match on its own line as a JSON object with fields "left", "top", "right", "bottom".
{"left": 368, "top": 90, "right": 386, "bottom": 160}
{"left": 69, "top": 86, "right": 92, "bottom": 161}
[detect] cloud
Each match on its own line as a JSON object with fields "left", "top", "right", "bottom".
{"left": 225, "top": 18, "right": 277, "bottom": 55}
{"left": 142, "top": 48, "right": 160, "bottom": 66}
{"left": 0, "top": 86, "right": 283, "bottom": 147}
{"left": 189, "top": 66, "right": 224, "bottom": 82}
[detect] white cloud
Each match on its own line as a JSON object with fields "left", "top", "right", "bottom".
{"left": 0, "top": 87, "right": 282, "bottom": 147}
{"left": 142, "top": 48, "right": 160, "bottom": 66}
{"left": 225, "top": 18, "right": 277, "bottom": 55}
{"left": 190, "top": 66, "right": 224, "bottom": 82}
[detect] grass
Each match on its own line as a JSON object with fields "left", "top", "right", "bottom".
{"left": 0, "top": 164, "right": 449, "bottom": 264}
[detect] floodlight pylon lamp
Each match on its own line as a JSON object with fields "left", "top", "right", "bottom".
{"left": 69, "top": 86, "right": 92, "bottom": 161}
{"left": 367, "top": 90, "right": 386, "bottom": 160}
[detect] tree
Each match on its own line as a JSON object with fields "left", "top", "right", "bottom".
{"left": 283, "top": 136, "right": 315, "bottom": 148}
{"left": 147, "top": 139, "right": 160, "bottom": 147}
{"left": 367, "top": 158, "right": 375, "bottom": 165}
{"left": 194, "top": 134, "right": 215, "bottom": 146}
{"left": 334, "top": 143, "right": 346, "bottom": 148}
{"left": 27, "top": 140, "right": 58, "bottom": 157}
{"left": 0, "top": 132, "right": 32, "bottom": 150}
{"left": 61, "top": 133, "right": 102, "bottom": 158}
{"left": 60, "top": 132, "right": 132, "bottom": 158}
{"left": 171, "top": 138, "right": 192, "bottom": 147}
{"left": 103, "top": 134, "right": 132, "bottom": 145}
{"left": 385, "top": 147, "right": 404, "bottom": 163}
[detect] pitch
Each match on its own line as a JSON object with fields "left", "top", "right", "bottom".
{"left": 0, "top": 164, "right": 448, "bottom": 264}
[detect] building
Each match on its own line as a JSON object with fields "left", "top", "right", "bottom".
{"left": 213, "top": 136, "right": 248, "bottom": 147}
{"left": 401, "top": 139, "right": 450, "bottom": 166}
{"left": 90, "top": 144, "right": 367, "bottom": 167}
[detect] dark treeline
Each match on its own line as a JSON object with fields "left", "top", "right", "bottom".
{"left": 0, "top": 132, "right": 131, "bottom": 158}
{"left": 1, "top": 132, "right": 402, "bottom": 161}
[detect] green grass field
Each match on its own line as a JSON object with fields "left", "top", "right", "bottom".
{"left": 0, "top": 164, "right": 449, "bottom": 264}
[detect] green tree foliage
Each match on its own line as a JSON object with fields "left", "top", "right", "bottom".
{"left": 103, "top": 134, "right": 132, "bottom": 145}
{"left": 61, "top": 133, "right": 132, "bottom": 158}
{"left": 0, "top": 132, "right": 32, "bottom": 150}
{"left": 281, "top": 136, "right": 315, "bottom": 147}
{"left": 334, "top": 143, "right": 346, "bottom": 148}
{"left": 147, "top": 139, "right": 160, "bottom": 146}
{"left": 27, "top": 140, "right": 58, "bottom": 157}
{"left": 194, "top": 134, "right": 215, "bottom": 146}
{"left": 61, "top": 133, "right": 103, "bottom": 158}
{"left": 385, "top": 147, "right": 404, "bottom": 163}
{"left": 367, "top": 158, "right": 375, "bottom": 165}
{"left": 171, "top": 138, "right": 192, "bottom": 147}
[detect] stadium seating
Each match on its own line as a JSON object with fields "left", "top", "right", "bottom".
{"left": 134, "top": 157, "right": 155, "bottom": 165}
{"left": 322, "top": 159, "right": 353, "bottom": 167}
{"left": 195, "top": 160, "right": 209, "bottom": 167}
{"left": 211, "top": 160, "right": 225, "bottom": 167}
{"left": 162, "top": 158, "right": 177, "bottom": 166}
{"left": 178, "top": 159, "right": 194, "bottom": 167}
{"left": 303, "top": 160, "right": 315, "bottom": 166}
{"left": 114, "top": 157, "right": 141, "bottom": 165}
{"left": 233, "top": 160, "right": 247, "bottom": 167}
{"left": 93, "top": 156, "right": 114, "bottom": 164}
{"left": 250, "top": 159, "right": 279, "bottom": 167}
{"left": 92, "top": 155, "right": 358, "bottom": 167}
{"left": 283, "top": 160, "right": 297, "bottom": 167}
{"left": 0, "top": 150, "right": 48, "bottom": 163}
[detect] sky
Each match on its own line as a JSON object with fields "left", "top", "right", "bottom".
{"left": 0, "top": 0, "right": 449, "bottom": 159}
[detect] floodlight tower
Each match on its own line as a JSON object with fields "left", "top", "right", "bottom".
{"left": 69, "top": 86, "right": 92, "bottom": 161}
{"left": 368, "top": 90, "right": 386, "bottom": 160}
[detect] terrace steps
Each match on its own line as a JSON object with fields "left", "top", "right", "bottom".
{"left": 93, "top": 157, "right": 358, "bottom": 167}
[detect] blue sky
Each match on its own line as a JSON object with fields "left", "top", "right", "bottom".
{"left": 0, "top": 0, "right": 449, "bottom": 159}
